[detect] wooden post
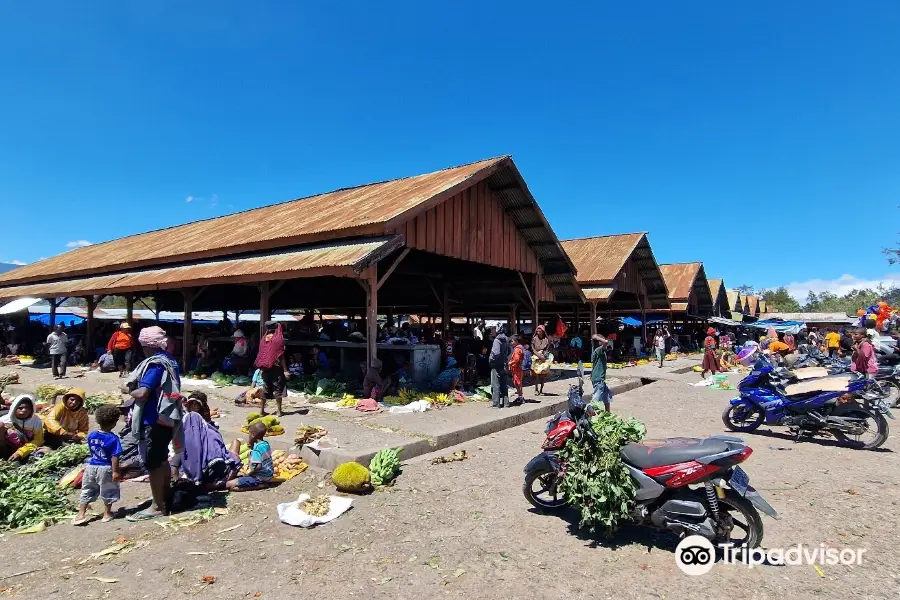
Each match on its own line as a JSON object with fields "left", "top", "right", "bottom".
{"left": 366, "top": 266, "right": 378, "bottom": 367}
{"left": 49, "top": 298, "right": 57, "bottom": 329}
{"left": 85, "top": 297, "right": 97, "bottom": 360}
{"left": 509, "top": 304, "right": 518, "bottom": 335}
{"left": 182, "top": 290, "right": 194, "bottom": 370}
{"left": 574, "top": 304, "right": 580, "bottom": 334}
{"left": 532, "top": 276, "right": 539, "bottom": 332}
{"left": 259, "top": 282, "right": 271, "bottom": 340}
{"left": 442, "top": 286, "right": 450, "bottom": 336}
{"left": 126, "top": 296, "right": 134, "bottom": 325}
{"left": 589, "top": 302, "right": 598, "bottom": 336}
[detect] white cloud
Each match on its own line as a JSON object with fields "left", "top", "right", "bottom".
{"left": 210, "top": 193, "right": 219, "bottom": 207}
{"left": 5, "top": 260, "right": 26, "bottom": 265}
{"left": 66, "top": 240, "right": 93, "bottom": 248}
{"left": 783, "top": 273, "right": 900, "bottom": 302}
{"left": 185, "top": 195, "right": 194, "bottom": 203}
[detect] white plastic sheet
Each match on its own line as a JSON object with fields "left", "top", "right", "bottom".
{"left": 388, "top": 399, "right": 431, "bottom": 413}
{"left": 277, "top": 494, "right": 353, "bottom": 528}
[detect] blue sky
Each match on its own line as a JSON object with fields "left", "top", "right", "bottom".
{"left": 1, "top": 1, "right": 898, "bottom": 299}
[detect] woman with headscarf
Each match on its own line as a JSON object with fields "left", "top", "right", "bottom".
{"left": 171, "top": 409, "right": 240, "bottom": 491}
{"left": 255, "top": 321, "right": 289, "bottom": 417}
{"left": 700, "top": 327, "right": 720, "bottom": 379}
{"left": 530, "top": 325, "right": 552, "bottom": 396}
{"left": 431, "top": 357, "right": 462, "bottom": 393}
{"left": 227, "top": 329, "right": 250, "bottom": 375}
{"left": 363, "top": 358, "right": 385, "bottom": 400}
{"left": 0, "top": 395, "right": 46, "bottom": 461}
{"left": 43, "top": 387, "right": 89, "bottom": 447}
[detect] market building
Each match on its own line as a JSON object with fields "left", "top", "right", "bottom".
{"left": 706, "top": 278, "right": 727, "bottom": 317}
{"left": 657, "top": 262, "right": 714, "bottom": 320}
{"left": 0, "top": 156, "right": 581, "bottom": 378}
{"left": 559, "top": 233, "right": 669, "bottom": 336}
{"left": 725, "top": 290, "right": 745, "bottom": 319}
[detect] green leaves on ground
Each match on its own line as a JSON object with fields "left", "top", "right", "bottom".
{"left": 0, "top": 463, "right": 72, "bottom": 531}
{"left": 558, "top": 409, "right": 645, "bottom": 533}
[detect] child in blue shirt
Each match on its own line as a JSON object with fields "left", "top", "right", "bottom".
{"left": 227, "top": 422, "right": 274, "bottom": 491}
{"left": 74, "top": 405, "right": 122, "bottom": 525}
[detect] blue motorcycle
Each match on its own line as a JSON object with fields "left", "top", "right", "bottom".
{"left": 722, "top": 356, "right": 891, "bottom": 450}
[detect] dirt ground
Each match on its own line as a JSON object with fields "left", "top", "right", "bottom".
{"left": 1, "top": 371, "right": 899, "bottom": 599}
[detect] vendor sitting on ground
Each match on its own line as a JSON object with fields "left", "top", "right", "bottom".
{"left": 172, "top": 404, "right": 241, "bottom": 491}
{"left": 363, "top": 358, "right": 385, "bottom": 400}
{"left": 43, "top": 387, "right": 89, "bottom": 448}
{"left": 184, "top": 391, "right": 213, "bottom": 423}
{"left": 0, "top": 394, "right": 46, "bottom": 461}
{"left": 227, "top": 329, "right": 250, "bottom": 375}
{"left": 430, "top": 357, "right": 461, "bottom": 393}
{"left": 226, "top": 422, "right": 274, "bottom": 492}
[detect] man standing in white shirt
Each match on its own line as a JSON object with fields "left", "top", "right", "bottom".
{"left": 46, "top": 322, "right": 69, "bottom": 379}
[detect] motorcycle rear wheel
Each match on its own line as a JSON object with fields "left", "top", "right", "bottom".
{"left": 722, "top": 403, "right": 764, "bottom": 432}
{"left": 831, "top": 407, "right": 889, "bottom": 450}
{"left": 715, "top": 490, "right": 764, "bottom": 549}
{"left": 523, "top": 467, "right": 566, "bottom": 512}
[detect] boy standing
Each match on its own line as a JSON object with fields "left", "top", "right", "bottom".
{"left": 74, "top": 405, "right": 122, "bottom": 525}
{"left": 227, "top": 422, "right": 274, "bottom": 491}
{"left": 590, "top": 334, "right": 612, "bottom": 412}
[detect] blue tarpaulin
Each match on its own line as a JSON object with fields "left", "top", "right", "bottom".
{"left": 747, "top": 319, "right": 805, "bottom": 334}
{"left": 619, "top": 317, "right": 642, "bottom": 327}
{"left": 30, "top": 313, "right": 85, "bottom": 326}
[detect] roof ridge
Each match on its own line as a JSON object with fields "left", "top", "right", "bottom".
{"left": 561, "top": 232, "right": 647, "bottom": 243}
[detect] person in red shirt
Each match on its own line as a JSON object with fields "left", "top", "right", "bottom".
{"left": 851, "top": 329, "right": 878, "bottom": 380}
{"left": 701, "top": 328, "right": 720, "bottom": 378}
{"left": 106, "top": 322, "right": 134, "bottom": 378}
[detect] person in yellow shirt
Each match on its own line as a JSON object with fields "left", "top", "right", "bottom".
{"left": 824, "top": 330, "right": 841, "bottom": 357}
{"left": 44, "top": 388, "right": 90, "bottom": 448}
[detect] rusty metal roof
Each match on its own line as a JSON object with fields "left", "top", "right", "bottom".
{"left": 561, "top": 233, "right": 645, "bottom": 284}
{"left": 759, "top": 300, "right": 768, "bottom": 313}
{"left": 0, "top": 237, "right": 399, "bottom": 300}
{"left": 725, "top": 290, "right": 742, "bottom": 313}
{"left": 581, "top": 286, "right": 614, "bottom": 301}
{"left": 746, "top": 295, "right": 759, "bottom": 315}
{"left": 0, "top": 158, "right": 507, "bottom": 286}
{"left": 707, "top": 279, "right": 724, "bottom": 301}
{"left": 671, "top": 302, "right": 689, "bottom": 311}
{"left": 659, "top": 263, "right": 703, "bottom": 301}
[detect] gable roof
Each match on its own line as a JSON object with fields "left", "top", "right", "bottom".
{"left": 746, "top": 295, "right": 760, "bottom": 315}
{"left": 759, "top": 300, "right": 768, "bottom": 313}
{"left": 0, "top": 157, "right": 510, "bottom": 286}
{"left": 707, "top": 279, "right": 724, "bottom": 302}
{"left": 659, "top": 263, "right": 703, "bottom": 301}
{"left": 726, "top": 290, "right": 743, "bottom": 313}
{"left": 561, "top": 233, "right": 645, "bottom": 284}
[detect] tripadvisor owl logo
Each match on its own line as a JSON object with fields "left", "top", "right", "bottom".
{"left": 675, "top": 536, "right": 715, "bottom": 576}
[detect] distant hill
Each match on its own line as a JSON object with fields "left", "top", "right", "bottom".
{"left": 0, "top": 263, "right": 20, "bottom": 275}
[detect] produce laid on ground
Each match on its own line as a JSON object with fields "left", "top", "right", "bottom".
{"left": 557, "top": 410, "right": 646, "bottom": 533}
{"left": 286, "top": 376, "right": 348, "bottom": 399}
{"left": 272, "top": 450, "right": 308, "bottom": 478}
{"left": 0, "top": 444, "right": 92, "bottom": 531}
{"left": 0, "top": 372, "right": 19, "bottom": 392}
{"left": 241, "top": 412, "right": 284, "bottom": 435}
{"left": 0, "top": 356, "right": 20, "bottom": 367}
{"left": 431, "top": 450, "right": 468, "bottom": 465}
{"left": 335, "top": 394, "right": 358, "bottom": 408}
{"left": 369, "top": 447, "right": 402, "bottom": 485}
{"left": 35, "top": 384, "right": 70, "bottom": 403}
{"left": 332, "top": 461, "right": 371, "bottom": 493}
{"left": 299, "top": 495, "right": 330, "bottom": 517}
{"left": 294, "top": 424, "right": 327, "bottom": 446}
{"left": 85, "top": 393, "right": 121, "bottom": 414}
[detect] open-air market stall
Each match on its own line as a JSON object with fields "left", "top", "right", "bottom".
{"left": 0, "top": 156, "right": 580, "bottom": 377}
{"left": 558, "top": 233, "right": 669, "bottom": 338}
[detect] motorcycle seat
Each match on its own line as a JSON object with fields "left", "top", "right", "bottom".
{"left": 620, "top": 437, "right": 731, "bottom": 470}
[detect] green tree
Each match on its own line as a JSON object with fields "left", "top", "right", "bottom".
{"left": 736, "top": 284, "right": 755, "bottom": 296}
{"left": 759, "top": 287, "right": 801, "bottom": 312}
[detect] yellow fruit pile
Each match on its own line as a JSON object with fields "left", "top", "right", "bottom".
{"left": 241, "top": 412, "right": 285, "bottom": 436}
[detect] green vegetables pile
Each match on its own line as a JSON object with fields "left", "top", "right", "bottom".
{"left": 0, "top": 445, "right": 90, "bottom": 531}
{"left": 558, "top": 410, "right": 646, "bottom": 533}
{"left": 315, "top": 378, "right": 347, "bottom": 398}
{"left": 210, "top": 371, "right": 236, "bottom": 386}
{"left": 369, "top": 447, "right": 402, "bottom": 486}
{"left": 85, "top": 393, "right": 121, "bottom": 414}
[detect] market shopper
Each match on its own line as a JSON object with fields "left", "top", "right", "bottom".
{"left": 107, "top": 322, "right": 134, "bottom": 377}
{"left": 700, "top": 328, "right": 720, "bottom": 379}
{"left": 255, "top": 322, "right": 289, "bottom": 418}
{"left": 653, "top": 329, "right": 667, "bottom": 368}
{"left": 590, "top": 335, "right": 612, "bottom": 412}
{"left": 47, "top": 322, "right": 68, "bottom": 379}
{"left": 825, "top": 329, "right": 841, "bottom": 357}
{"left": 124, "top": 326, "right": 182, "bottom": 522}
{"left": 73, "top": 404, "right": 122, "bottom": 526}
{"left": 488, "top": 326, "right": 510, "bottom": 408}
{"left": 508, "top": 336, "right": 525, "bottom": 405}
{"left": 851, "top": 328, "right": 878, "bottom": 381}
{"left": 531, "top": 325, "right": 552, "bottom": 396}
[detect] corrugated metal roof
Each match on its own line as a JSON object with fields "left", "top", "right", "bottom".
{"left": 581, "top": 286, "right": 614, "bottom": 301}
{"left": 761, "top": 312, "right": 854, "bottom": 324}
{"left": 0, "top": 158, "right": 506, "bottom": 286}
{"left": 746, "top": 295, "right": 759, "bottom": 314}
{"left": 0, "top": 237, "right": 398, "bottom": 300}
{"left": 707, "top": 279, "right": 724, "bottom": 301}
{"left": 658, "top": 263, "right": 702, "bottom": 300}
{"left": 758, "top": 300, "right": 768, "bottom": 313}
{"left": 560, "top": 233, "right": 645, "bottom": 284}
{"left": 671, "top": 302, "right": 689, "bottom": 311}
{"left": 726, "top": 290, "right": 742, "bottom": 312}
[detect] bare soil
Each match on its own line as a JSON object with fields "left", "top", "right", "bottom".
{"left": 1, "top": 369, "right": 898, "bottom": 599}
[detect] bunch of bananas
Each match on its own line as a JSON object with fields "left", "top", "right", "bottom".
{"left": 369, "top": 447, "right": 402, "bottom": 485}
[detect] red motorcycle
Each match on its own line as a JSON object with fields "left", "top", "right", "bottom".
{"left": 523, "top": 373, "right": 778, "bottom": 548}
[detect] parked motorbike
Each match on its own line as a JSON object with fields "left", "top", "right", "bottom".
{"left": 791, "top": 348, "right": 900, "bottom": 407}
{"left": 523, "top": 368, "right": 777, "bottom": 548}
{"left": 722, "top": 356, "right": 891, "bottom": 449}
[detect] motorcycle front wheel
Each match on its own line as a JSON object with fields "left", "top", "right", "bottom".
{"left": 722, "top": 403, "right": 764, "bottom": 432}
{"left": 523, "top": 467, "right": 566, "bottom": 512}
{"left": 831, "top": 407, "right": 889, "bottom": 450}
{"left": 715, "top": 490, "right": 764, "bottom": 549}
